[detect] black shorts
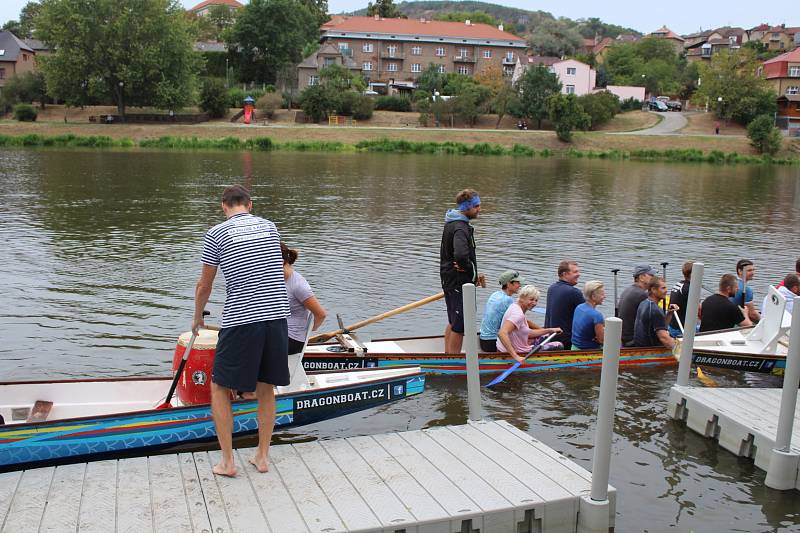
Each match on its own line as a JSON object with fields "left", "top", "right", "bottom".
{"left": 444, "top": 288, "right": 465, "bottom": 334}
{"left": 479, "top": 338, "right": 498, "bottom": 352}
{"left": 287, "top": 336, "right": 305, "bottom": 356}
{"left": 213, "top": 318, "right": 289, "bottom": 391}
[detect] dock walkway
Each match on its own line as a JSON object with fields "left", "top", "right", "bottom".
{"left": 669, "top": 385, "right": 800, "bottom": 489}
{"left": 0, "top": 419, "right": 614, "bottom": 533}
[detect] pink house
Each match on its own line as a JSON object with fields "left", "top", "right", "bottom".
{"left": 551, "top": 59, "right": 596, "bottom": 96}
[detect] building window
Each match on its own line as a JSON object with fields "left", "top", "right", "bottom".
{"left": 387, "top": 45, "right": 397, "bottom": 57}
{"left": 566, "top": 67, "right": 576, "bottom": 75}
{"left": 324, "top": 57, "right": 336, "bottom": 66}
{"left": 457, "top": 65, "right": 470, "bottom": 75}
{"left": 506, "top": 51, "right": 514, "bottom": 61}
{"left": 565, "top": 85, "right": 575, "bottom": 94}
{"left": 789, "top": 66, "right": 800, "bottom": 77}
{"left": 338, "top": 43, "right": 351, "bottom": 56}
{"left": 458, "top": 48, "right": 468, "bottom": 58}
{"left": 362, "top": 42, "right": 373, "bottom": 53}
{"left": 437, "top": 64, "right": 446, "bottom": 73}
{"left": 309, "top": 75, "right": 319, "bottom": 86}
{"left": 483, "top": 49, "right": 491, "bottom": 58}
{"left": 411, "top": 63, "right": 421, "bottom": 73}
{"left": 787, "top": 86, "right": 800, "bottom": 95}
{"left": 412, "top": 46, "right": 422, "bottom": 55}
{"left": 773, "top": 32, "right": 781, "bottom": 38}
{"left": 435, "top": 47, "right": 445, "bottom": 57}
{"left": 363, "top": 62, "right": 372, "bottom": 71}
{"left": 23, "top": 53, "right": 28, "bottom": 61}
{"left": 780, "top": 42, "right": 785, "bottom": 49}
{"left": 387, "top": 62, "right": 398, "bottom": 72}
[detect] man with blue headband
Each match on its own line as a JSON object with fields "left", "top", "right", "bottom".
{"left": 440, "top": 188, "right": 485, "bottom": 353}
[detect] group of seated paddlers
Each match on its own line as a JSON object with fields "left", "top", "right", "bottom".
{"left": 473, "top": 258, "right": 800, "bottom": 361}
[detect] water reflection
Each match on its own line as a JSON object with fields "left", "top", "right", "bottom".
{"left": 1, "top": 148, "right": 800, "bottom": 529}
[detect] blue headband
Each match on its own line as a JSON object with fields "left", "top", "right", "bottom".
{"left": 458, "top": 195, "right": 481, "bottom": 211}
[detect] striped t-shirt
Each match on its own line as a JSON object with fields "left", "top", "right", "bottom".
{"left": 201, "top": 212, "right": 290, "bottom": 328}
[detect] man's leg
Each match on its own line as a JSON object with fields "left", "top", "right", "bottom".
{"left": 249, "top": 382, "right": 276, "bottom": 473}
{"left": 211, "top": 382, "right": 237, "bottom": 477}
{"left": 446, "top": 331, "right": 464, "bottom": 353}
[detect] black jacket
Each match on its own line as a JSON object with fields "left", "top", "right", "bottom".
{"left": 440, "top": 219, "right": 477, "bottom": 290}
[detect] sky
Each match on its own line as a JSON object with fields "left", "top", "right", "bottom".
{"left": 0, "top": 0, "right": 792, "bottom": 36}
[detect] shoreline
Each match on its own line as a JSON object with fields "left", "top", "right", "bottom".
{"left": 1, "top": 120, "right": 798, "bottom": 164}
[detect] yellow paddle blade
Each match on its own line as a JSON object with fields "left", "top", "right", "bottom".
{"left": 696, "top": 366, "right": 718, "bottom": 387}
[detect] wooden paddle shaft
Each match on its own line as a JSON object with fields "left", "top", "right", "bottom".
{"left": 309, "top": 292, "right": 445, "bottom": 343}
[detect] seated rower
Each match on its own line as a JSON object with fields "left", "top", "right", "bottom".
{"left": 699, "top": 274, "right": 753, "bottom": 332}
{"left": 497, "top": 285, "right": 563, "bottom": 362}
{"left": 633, "top": 276, "right": 677, "bottom": 350}
{"left": 479, "top": 270, "right": 524, "bottom": 352}
{"left": 571, "top": 280, "right": 606, "bottom": 350}
{"left": 764, "top": 273, "right": 800, "bottom": 315}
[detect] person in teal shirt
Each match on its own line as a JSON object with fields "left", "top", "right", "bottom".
{"left": 479, "top": 270, "right": 524, "bottom": 352}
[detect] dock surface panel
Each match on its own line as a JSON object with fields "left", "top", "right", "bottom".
{"left": 669, "top": 385, "right": 800, "bottom": 489}
{"left": 0, "top": 419, "right": 614, "bottom": 532}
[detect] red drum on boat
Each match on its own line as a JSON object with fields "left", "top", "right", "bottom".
{"left": 172, "top": 329, "right": 219, "bottom": 405}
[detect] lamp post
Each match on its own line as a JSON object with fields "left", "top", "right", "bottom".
{"left": 717, "top": 95, "right": 723, "bottom": 118}
{"left": 225, "top": 58, "right": 229, "bottom": 88}
{"left": 433, "top": 90, "right": 440, "bottom": 127}
{"left": 118, "top": 81, "right": 125, "bottom": 122}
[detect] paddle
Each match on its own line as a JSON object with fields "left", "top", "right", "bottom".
{"left": 157, "top": 331, "right": 197, "bottom": 409}
{"left": 485, "top": 331, "right": 558, "bottom": 388}
{"left": 661, "top": 262, "right": 669, "bottom": 312}
{"left": 611, "top": 268, "right": 620, "bottom": 317}
{"left": 309, "top": 292, "right": 445, "bottom": 343}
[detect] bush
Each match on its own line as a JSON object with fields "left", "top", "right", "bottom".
{"left": 747, "top": 114, "right": 783, "bottom": 155}
{"left": 299, "top": 85, "right": 334, "bottom": 122}
{"left": 199, "top": 78, "right": 229, "bottom": 119}
{"left": 350, "top": 94, "right": 374, "bottom": 120}
{"left": 547, "top": 94, "right": 590, "bottom": 142}
{"left": 577, "top": 91, "right": 621, "bottom": 130}
{"left": 256, "top": 92, "right": 283, "bottom": 118}
{"left": 227, "top": 87, "right": 269, "bottom": 108}
{"left": 13, "top": 104, "right": 37, "bottom": 122}
{"left": 374, "top": 95, "right": 412, "bottom": 112}
{"left": 620, "top": 98, "right": 643, "bottom": 111}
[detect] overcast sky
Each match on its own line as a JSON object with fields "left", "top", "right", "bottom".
{"left": 0, "top": 0, "right": 791, "bottom": 36}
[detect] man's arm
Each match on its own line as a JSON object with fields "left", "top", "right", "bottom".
{"left": 737, "top": 306, "right": 753, "bottom": 328}
{"left": 193, "top": 264, "right": 217, "bottom": 334}
{"left": 451, "top": 228, "right": 473, "bottom": 279}
{"left": 656, "top": 329, "right": 675, "bottom": 349}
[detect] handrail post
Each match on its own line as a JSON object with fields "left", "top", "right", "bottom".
{"left": 765, "top": 295, "right": 800, "bottom": 489}
{"left": 462, "top": 283, "right": 482, "bottom": 421}
{"left": 676, "top": 262, "right": 704, "bottom": 387}
{"left": 578, "top": 316, "right": 621, "bottom": 532}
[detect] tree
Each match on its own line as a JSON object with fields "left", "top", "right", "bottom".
{"left": 487, "top": 82, "right": 518, "bottom": 128}
{"left": 577, "top": 91, "right": 619, "bottom": 130}
{"left": 547, "top": 93, "right": 590, "bottom": 142}
{"left": 206, "top": 5, "right": 237, "bottom": 40}
{"left": 300, "top": 0, "right": 329, "bottom": 26}
{"left": 693, "top": 49, "right": 777, "bottom": 124}
{"left": 366, "top": 0, "right": 403, "bottom": 18}
{"left": 434, "top": 11, "right": 501, "bottom": 27}
{"left": 199, "top": 78, "right": 229, "bottom": 118}
{"left": 747, "top": 114, "right": 783, "bottom": 155}
{"left": 602, "top": 39, "right": 682, "bottom": 96}
{"left": 37, "top": 0, "right": 199, "bottom": 116}
{"left": 227, "top": 0, "right": 317, "bottom": 85}
{"left": 2, "top": 2, "right": 41, "bottom": 39}
{"left": 516, "top": 64, "right": 561, "bottom": 129}
{"left": 528, "top": 19, "right": 584, "bottom": 57}
{"left": 416, "top": 63, "right": 446, "bottom": 94}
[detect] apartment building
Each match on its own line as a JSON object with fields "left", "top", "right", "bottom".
{"left": 299, "top": 16, "right": 527, "bottom": 93}
{"left": 0, "top": 31, "right": 36, "bottom": 90}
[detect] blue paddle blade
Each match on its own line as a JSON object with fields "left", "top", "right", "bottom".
{"left": 485, "top": 360, "right": 522, "bottom": 388}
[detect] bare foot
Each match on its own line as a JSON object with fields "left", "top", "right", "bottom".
{"left": 212, "top": 462, "right": 237, "bottom": 477}
{"left": 249, "top": 455, "right": 269, "bottom": 473}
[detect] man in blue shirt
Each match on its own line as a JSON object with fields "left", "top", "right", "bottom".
{"left": 732, "top": 259, "right": 760, "bottom": 323}
{"left": 545, "top": 260, "right": 585, "bottom": 350}
{"left": 479, "top": 270, "right": 524, "bottom": 351}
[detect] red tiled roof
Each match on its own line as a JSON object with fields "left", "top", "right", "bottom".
{"left": 750, "top": 23, "right": 770, "bottom": 31}
{"left": 593, "top": 37, "right": 613, "bottom": 53}
{"left": 189, "top": 0, "right": 242, "bottom": 12}
{"left": 321, "top": 16, "right": 526, "bottom": 42}
{"left": 763, "top": 47, "right": 800, "bottom": 65}
{"left": 767, "top": 25, "right": 800, "bottom": 34}
{"left": 526, "top": 55, "right": 560, "bottom": 66}
{"left": 648, "top": 26, "right": 685, "bottom": 41}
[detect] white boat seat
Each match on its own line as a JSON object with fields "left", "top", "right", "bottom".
{"left": 284, "top": 313, "right": 315, "bottom": 391}
{"left": 26, "top": 400, "right": 53, "bottom": 423}
{"left": 746, "top": 285, "right": 789, "bottom": 354}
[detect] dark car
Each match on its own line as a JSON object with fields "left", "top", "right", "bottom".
{"left": 666, "top": 100, "right": 683, "bottom": 111}
{"left": 648, "top": 100, "right": 669, "bottom": 112}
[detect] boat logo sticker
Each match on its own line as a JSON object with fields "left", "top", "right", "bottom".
{"left": 192, "top": 370, "right": 208, "bottom": 385}
{"left": 393, "top": 384, "right": 405, "bottom": 396}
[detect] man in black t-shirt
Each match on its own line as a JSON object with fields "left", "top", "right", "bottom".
{"left": 699, "top": 274, "right": 753, "bottom": 332}
{"left": 668, "top": 261, "right": 693, "bottom": 337}
{"left": 619, "top": 264, "right": 657, "bottom": 346}
{"left": 633, "top": 276, "right": 677, "bottom": 349}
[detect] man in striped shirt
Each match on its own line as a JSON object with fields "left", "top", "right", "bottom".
{"left": 193, "top": 185, "right": 290, "bottom": 477}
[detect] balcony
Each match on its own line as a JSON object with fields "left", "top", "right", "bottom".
{"left": 502, "top": 56, "right": 516, "bottom": 65}
{"left": 380, "top": 51, "right": 405, "bottom": 60}
{"left": 453, "top": 55, "right": 476, "bottom": 63}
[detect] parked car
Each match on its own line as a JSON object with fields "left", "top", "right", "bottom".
{"left": 666, "top": 100, "right": 682, "bottom": 111}
{"left": 648, "top": 100, "right": 669, "bottom": 112}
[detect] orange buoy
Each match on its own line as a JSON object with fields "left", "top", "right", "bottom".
{"left": 172, "top": 328, "right": 219, "bottom": 405}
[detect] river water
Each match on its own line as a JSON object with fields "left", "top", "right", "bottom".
{"left": 1, "top": 148, "right": 800, "bottom": 530}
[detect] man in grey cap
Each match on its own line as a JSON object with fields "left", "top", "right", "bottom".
{"left": 618, "top": 264, "right": 657, "bottom": 346}
{"left": 479, "top": 270, "right": 524, "bottom": 352}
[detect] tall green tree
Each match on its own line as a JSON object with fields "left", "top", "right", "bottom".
{"left": 2, "top": 1, "right": 41, "bottom": 38}
{"left": 528, "top": 19, "right": 583, "bottom": 57}
{"left": 516, "top": 64, "right": 561, "bottom": 129}
{"left": 603, "top": 39, "right": 682, "bottom": 96}
{"left": 547, "top": 93, "right": 590, "bottom": 142}
{"left": 206, "top": 5, "right": 237, "bottom": 40}
{"left": 300, "top": 0, "right": 330, "bottom": 26}
{"left": 37, "top": 0, "right": 198, "bottom": 116}
{"left": 434, "top": 11, "right": 501, "bottom": 27}
{"left": 694, "top": 49, "right": 776, "bottom": 124}
{"left": 227, "top": 0, "right": 317, "bottom": 85}
{"left": 366, "top": 0, "right": 403, "bottom": 18}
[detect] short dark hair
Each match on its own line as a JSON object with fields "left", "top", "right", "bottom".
{"left": 784, "top": 273, "right": 800, "bottom": 291}
{"left": 682, "top": 261, "right": 694, "bottom": 279}
{"left": 736, "top": 259, "right": 753, "bottom": 274}
{"left": 222, "top": 184, "right": 251, "bottom": 207}
{"left": 558, "top": 260, "right": 577, "bottom": 277}
{"left": 795, "top": 257, "right": 800, "bottom": 273}
{"left": 647, "top": 276, "right": 665, "bottom": 294}
{"left": 455, "top": 189, "right": 478, "bottom": 205}
{"left": 719, "top": 273, "right": 738, "bottom": 292}
{"left": 280, "top": 242, "right": 298, "bottom": 265}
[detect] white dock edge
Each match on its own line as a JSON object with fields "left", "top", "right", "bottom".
{"left": 0, "top": 420, "right": 615, "bottom": 533}
{"left": 668, "top": 385, "right": 800, "bottom": 490}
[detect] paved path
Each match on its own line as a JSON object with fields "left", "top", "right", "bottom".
{"left": 613, "top": 111, "right": 688, "bottom": 135}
